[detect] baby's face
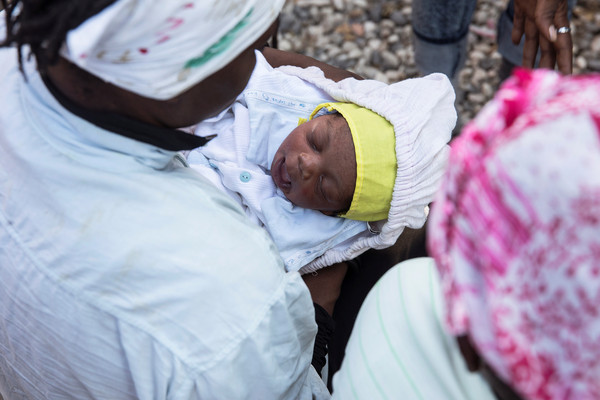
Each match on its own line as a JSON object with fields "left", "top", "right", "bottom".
{"left": 271, "top": 113, "right": 357, "bottom": 215}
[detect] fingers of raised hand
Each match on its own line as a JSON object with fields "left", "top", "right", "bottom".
{"left": 522, "top": 18, "right": 540, "bottom": 68}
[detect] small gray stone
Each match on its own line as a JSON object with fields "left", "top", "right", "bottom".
{"left": 367, "top": 38, "right": 383, "bottom": 51}
{"left": 478, "top": 57, "right": 496, "bottom": 70}
{"left": 367, "top": 4, "right": 383, "bottom": 22}
{"left": 342, "top": 40, "right": 359, "bottom": 53}
{"left": 309, "top": 5, "right": 321, "bottom": 19}
{"left": 279, "top": 13, "right": 301, "bottom": 35}
{"left": 327, "top": 46, "right": 342, "bottom": 59}
{"left": 390, "top": 41, "right": 406, "bottom": 55}
{"left": 332, "top": 0, "right": 345, "bottom": 11}
{"left": 385, "top": 70, "right": 401, "bottom": 82}
{"left": 347, "top": 48, "right": 364, "bottom": 60}
{"left": 389, "top": 10, "right": 408, "bottom": 26}
{"left": 363, "top": 20, "right": 379, "bottom": 37}
{"left": 374, "top": 71, "right": 389, "bottom": 82}
{"left": 292, "top": 6, "right": 310, "bottom": 21}
{"left": 471, "top": 69, "right": 487, "bottom": 86}
{"left": 575, "top": 56, "right": 587, "bottom": 70}
{"left": 381, "top": 50, "right": 400, "bottom": 69}
{"left": 481, "top": 82, "right": 494, "bottom": 98}
{"left": 355, "top": 37, "right": 367, "bottom": 48}
{"left": 277, "top": 38, "right": 293, "bottom": 52}
{"left": 371, "top": 50, "right": 384, "bottom": 67}
{"left": 591, "top": 35, "right": 600, "bottom": 54}
{"left": 467, "top": 92, "right": 486, "bottom": 104}
{"left": 380, "top": 25, "right": 393, "bottom": 39}
{"left": 380, "top": 19, "right": 396, "bottom": 31}
{"left": 587, "top": 59, "right": 600, "bottom": 72}
{"left": 387, "top": 34, "right": 400, "bottom": 44}
{"left": 351, "top": 0, "right": 369, "bottom": 8}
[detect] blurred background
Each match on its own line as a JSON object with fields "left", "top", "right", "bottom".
{"left": 1, "top": 0, "right": 595, "bottom": 130}
{"left": 277, "top": 0, "right": 599, "bottom": 130}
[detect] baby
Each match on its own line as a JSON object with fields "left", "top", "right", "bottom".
{"left": 188, "top": 50, "right": 456, "bottom": 273}
{"left": 271, "top": 101, "right": 397, "bottom": 224}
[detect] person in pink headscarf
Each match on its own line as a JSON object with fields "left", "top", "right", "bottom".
{"left": 332, "top": 68, "right": 600, "bottom": 400}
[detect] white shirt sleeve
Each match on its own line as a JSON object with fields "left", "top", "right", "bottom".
{"left": 331, "top": 258, "right": 495, "bottom": 400}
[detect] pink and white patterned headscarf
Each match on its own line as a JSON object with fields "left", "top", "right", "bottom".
{"left": 428, "top": 69, "right": 600, "bottom": 400}
{"left": 60, "top": 0, "right": 284, "bottom": 100}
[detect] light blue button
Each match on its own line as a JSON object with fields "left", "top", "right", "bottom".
{"left": 240, "top": 171, "right": 251, "bottom": 182}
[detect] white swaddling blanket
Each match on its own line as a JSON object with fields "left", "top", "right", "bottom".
{"left": 188, "top": 50, "right": 455, "bottom": 273}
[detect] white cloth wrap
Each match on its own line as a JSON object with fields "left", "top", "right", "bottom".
{"left": 60, "top": 0, "right": 284, "bottom": 100}
{"left": 277, "top": 65, "right": 455, "bottom": 273}
{"left": 190, "top": 52, "right": 455, "bottom": 273}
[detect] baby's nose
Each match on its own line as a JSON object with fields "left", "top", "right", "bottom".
{"left": 299, "top": 152, "right": 318, "bottom": 180}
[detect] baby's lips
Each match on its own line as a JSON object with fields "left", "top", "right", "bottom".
{"left": 279, "top": 161, "right": 292, "bottom": 191}
{"left": 272, "top": 156, "right": 292, "bottom": 191}
{"left": 281, "top": 160, "right": 292, "bottom": 186}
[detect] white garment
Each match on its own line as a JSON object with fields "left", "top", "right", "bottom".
{"left": 0, "top": 49, "right": 329, "bottom": 400}
{"left": 188, "top": 51, "right": 368, "bottom": 273}
{"left": 189, "top": 51, "right": 455, "bottom": 274}
{"left": 331, "top": 258, "right": 495, "bottom": 400}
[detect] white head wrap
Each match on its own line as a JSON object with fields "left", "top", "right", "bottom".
{"left": 60, "top": 0, "right": 284, "bottom": 100}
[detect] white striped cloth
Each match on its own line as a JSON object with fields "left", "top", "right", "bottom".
{"left": 332, "top": 258, "right": 495, "bottom": 400}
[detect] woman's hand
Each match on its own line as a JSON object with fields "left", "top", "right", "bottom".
{"left": 512, "top": 0, "right": 572, "bottom": 74}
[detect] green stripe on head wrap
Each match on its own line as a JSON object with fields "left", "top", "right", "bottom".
{"left": 184, "top": 9, "right": 253, "bottom": 69}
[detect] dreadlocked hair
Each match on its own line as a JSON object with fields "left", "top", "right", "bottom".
{"left": 0, "top": 0, "right": 117, "bottom": 73}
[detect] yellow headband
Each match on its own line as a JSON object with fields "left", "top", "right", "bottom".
{"left": 309, "top": 102, "right": 396, "bottom": 221}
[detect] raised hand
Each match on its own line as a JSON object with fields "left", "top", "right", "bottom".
{"left": 512, "top": 0, "right": 572, "bottom": 74}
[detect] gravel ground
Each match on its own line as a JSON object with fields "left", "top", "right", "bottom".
{"left": 277, "top": 0, "right": 600, "bottom": 130}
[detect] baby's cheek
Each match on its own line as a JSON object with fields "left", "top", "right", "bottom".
{"left": 300, "top": 184, "right": 315, "bottom": 201}
{"left": 287, "top": 185, "right": 316, "bottom": 209}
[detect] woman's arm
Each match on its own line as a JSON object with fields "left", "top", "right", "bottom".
{"left": 262, "top": 47, "right": 364, "bottom": 82}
